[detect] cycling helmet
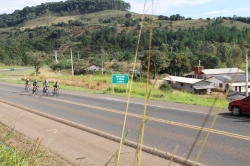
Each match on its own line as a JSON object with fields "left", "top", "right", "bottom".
{"left": 35, "top": 80, "right": 38, "bottom": 83}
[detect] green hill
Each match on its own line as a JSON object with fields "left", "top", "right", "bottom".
{"left": 0, "top": 0, "right": 250, "bottom": 75}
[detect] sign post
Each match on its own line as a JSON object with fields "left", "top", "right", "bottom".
{"left": 112, "top": 74, "right": 129, "bottom": 94}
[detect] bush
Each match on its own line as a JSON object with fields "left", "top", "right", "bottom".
{"left": 107, "top": 86, "right": 128, "bottom": 93}
{"left": 159, "top": 82, "right": 173, "bottom": 93}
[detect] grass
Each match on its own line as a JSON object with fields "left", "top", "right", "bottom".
{"left": 0, "top": 123, "right": 69, "bottom": 166}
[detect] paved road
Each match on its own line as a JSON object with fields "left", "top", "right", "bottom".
{"left": 0, "top": 67, "right": 33, "bottom": 73}
{"left": 0, "top": 82, "right": 249, "bottom": 166}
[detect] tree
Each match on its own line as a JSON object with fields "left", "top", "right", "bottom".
{"left": 28, "top": 51, "right": 46, "bottom": 75}
{"left": 167, "top": 53, "right": 191, "bottom": 75}
{"left": 125, "top": 13, "right": 132, "bottom": 19}
{"left": 141, "top": 50, "right": 169, "bottom": 78}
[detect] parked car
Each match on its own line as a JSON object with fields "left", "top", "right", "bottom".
{"left": 228, "top": 95, "right": 250, "bottom": 116}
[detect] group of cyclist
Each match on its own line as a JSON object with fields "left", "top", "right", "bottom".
{"left": 25, "top": 78, "right": 59, "bottom": 94}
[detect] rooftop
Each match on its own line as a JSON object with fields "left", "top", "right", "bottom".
{"left": 163, "top": 76, "right": 202, "bottom": 84}
{"left": 210, "top": 74, "right": 250, "bottom": 83}
{"left": 201, "top": 68, "right": 244, "bottom": 75}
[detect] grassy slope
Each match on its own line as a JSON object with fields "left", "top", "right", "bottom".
{"left": 1, "top": 10, "right": 249, "bottom": 33}
{"left": 16, "top": 10, "right": 250, "bottom": 31}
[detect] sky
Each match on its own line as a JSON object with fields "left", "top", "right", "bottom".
{"left": 1, "top": 0, "right": 250, "bottom": 19}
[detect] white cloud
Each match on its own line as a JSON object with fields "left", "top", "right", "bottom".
{"left": 128, "top": 0, "right": 211, "bottom": 15}
{"left": 1, "top": 0, "right": 64, "bottom": 14}
{"left": 202, "top": 10, "right": 230, "bottom": 16}
{"left": 238, "top": 6, "right": 250, "bottom": 11}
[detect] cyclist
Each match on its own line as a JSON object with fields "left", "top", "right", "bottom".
{"left": 53, "top": 81, "right": 59, "bottom": 92}
{"left": 25, "top": 78, "right": 30, "bottom": 89}
{"left": 43, "top": 79, "right": 49, "bottom": 93}
{"left": 33, "top": 80, "right": 38, "bottom": 91}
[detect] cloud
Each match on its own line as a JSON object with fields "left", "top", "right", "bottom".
{"left": 128, "top": 0, "right": 211, "bottom": 15}
{"left": 238, "top": 6, "right": 250, "bottom": 11}
{"left": 202, "top": 10, "right": 230, "bottom": 16}
{"left": 0, "top": 0, "right": 64, "bottom": 14}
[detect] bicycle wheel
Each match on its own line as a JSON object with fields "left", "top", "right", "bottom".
{"left": 35, "top": 88, "right": 38, "bottom": 95}
{"left": 46, "top": 89, "right": 49, "bottom": 96}
{"left": 56, "top": 89, "right": 59, "bottom": 96}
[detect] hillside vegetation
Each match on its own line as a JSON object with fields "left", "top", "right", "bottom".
{"left": 0, "top": 0, "right": 250, "bottom": 77}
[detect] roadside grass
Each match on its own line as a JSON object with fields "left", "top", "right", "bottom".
{"left": 0, "top": 123, "right": 70, "bottom": 165}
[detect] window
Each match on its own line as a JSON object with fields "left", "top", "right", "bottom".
{"left": 219, "top": 83, "right": 223, "bottom": 88}
{"left": 181, "top": 83, "right": 184, "bottom": 86}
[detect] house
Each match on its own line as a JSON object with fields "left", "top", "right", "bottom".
{"left": 85, "top": 64, "right": 103, "bottom": 71}
{"left": 205, "top": 74, "right": 250, "bottom": 92}
{"left": 184, "top": 66, "right": 245, "bottom": 79}
{"left": 163, "top": 76, "right": 216, "bottom": 94}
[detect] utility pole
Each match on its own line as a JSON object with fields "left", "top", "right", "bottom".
{"left": 54, "top": 50, "right": 58, "bottom": 63}
{"left": 70, "top": 48, "right": 74, "bottom": 76}
{"left": 246, "top": 51, "right": 249, "bottom": 96}
{"left": 101, "top": 54, "right": 103, "bottom": 74}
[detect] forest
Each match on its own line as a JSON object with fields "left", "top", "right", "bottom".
{"left": 0, "top": 0, "right": 250, "bottom": 77}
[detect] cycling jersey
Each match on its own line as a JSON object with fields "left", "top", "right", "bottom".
{"left": 54, "top": 82, "right": 59, "bottom": 88}
{"left": 25, "top": 79, "right": 30, "bottom": 84}
{"left": 43, "top": 80, "right": 48, "bottom": 87}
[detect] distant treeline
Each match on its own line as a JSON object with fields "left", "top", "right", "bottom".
{"left": 158, "top": 14, "right": 250, "bottom": 24}
{"left": 0, "top": 0, "right": 130, "bottom": 28}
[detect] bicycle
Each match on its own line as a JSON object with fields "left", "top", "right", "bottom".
{"left": 32, "top": 86, "right": 39, "bottom": 95}
{"left": 43, "top": 86, "right": 49, "bottom": 96}
{"left": 25, "top": 84, "right": 30, "bottom": 93}
{"left": 53, "top": 87, "right": 59, "bottom": 96}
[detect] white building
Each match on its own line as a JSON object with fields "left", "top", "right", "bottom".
{"left": 185, "top": 66, "right": 245, "bottom": 79}
{"left": 205, "top": 74, "right": 250, "bottom": 92}
{"left": 163, "top": 76, "right": 215, "bottom": 94}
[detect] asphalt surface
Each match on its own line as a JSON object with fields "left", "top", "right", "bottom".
{"left": 0, "top": 67, "right": 33, "bottom": 73}
{"left": 0, "top": 82, "right": 250, "bottom": 166}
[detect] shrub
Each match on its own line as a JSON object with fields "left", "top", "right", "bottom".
{"left": 159, "top": 82, "right": 173, "bottom": 93}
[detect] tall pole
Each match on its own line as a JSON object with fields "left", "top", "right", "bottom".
{"left": 101, "top": 55, "right": 103, "bottom": 75}
{"left": 70, "top": 48, "right": 74, "bottom": 76}
{"left": 53, "top": 50, "right": 58, "bottom": 63}
{"left": 246, "top": 51, "right": 249, "bottom": 96}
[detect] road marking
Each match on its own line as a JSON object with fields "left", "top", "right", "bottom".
{"left": 1, "top": 87, "right": 248, "bottom": 141}
{"left": 42, "top": 96, "right": 250, "bottom": 141}
{"left": 47, "top": 129, "right": 57, "bottom": 133}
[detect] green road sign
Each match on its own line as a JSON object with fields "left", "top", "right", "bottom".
{"left": 112, "top": 74, "right": 129, "bottom": 84}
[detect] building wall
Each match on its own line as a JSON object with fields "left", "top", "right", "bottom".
{"left": 205, "top": 77, "right": 225, "bottom": 91}
{"left": 193, "top": 81, "right": 213, "bottom": 94}
{"left": 88, "top": 65, "right": 102, "bottom": 71}
{"left": 167, "top": 81, "right": 194, "bottom": 93}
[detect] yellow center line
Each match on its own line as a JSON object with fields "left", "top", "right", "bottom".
{"left": 43, "top": 96, "right": 250, "bottom": 141}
